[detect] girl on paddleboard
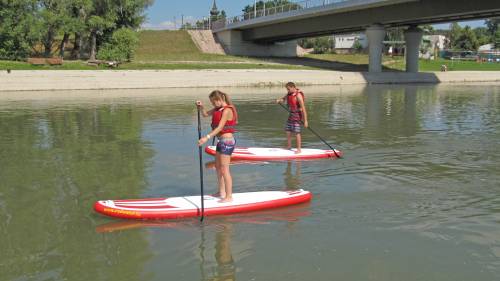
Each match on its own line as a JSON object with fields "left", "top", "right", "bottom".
{"left": 276, "top": 82, "right": 308, "bottom": 154}
{"left": 197, "top": 90, "right": 238, "bottom": 203}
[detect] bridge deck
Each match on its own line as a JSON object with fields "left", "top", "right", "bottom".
{"left": 213, "top": 0, "right": 415, "bottom": 32}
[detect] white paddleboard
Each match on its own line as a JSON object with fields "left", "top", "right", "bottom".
{"left": 94, "top": 189, "right": 312, "bottom": 219}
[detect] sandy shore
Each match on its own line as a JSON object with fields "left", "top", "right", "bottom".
{"left": 1, "top": 69, "right": 500, "bottom": 91}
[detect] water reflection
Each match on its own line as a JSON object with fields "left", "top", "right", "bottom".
{"left": 1, "top": 85, "right": 500, "bottom": 280}
{"left": 284, "top": 161, "right": 301, "bottom": 190}
{"left": 95, "top": 205, "right": 311, "bottom": 281}
{"left": 0, "top": 105, "right": 154, "bottom": 280}
{"left": 207, "top": 223, "right": 235, "bottom": 281}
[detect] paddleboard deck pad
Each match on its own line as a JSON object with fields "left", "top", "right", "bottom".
{"left": 94, "top": 189, "right": 312, "bottom": 219}
{"left": 205, "top": 146, "right": 342, "bottom": 160}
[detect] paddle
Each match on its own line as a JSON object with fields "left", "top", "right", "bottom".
{"left": 278, "top": 102, "right": 342, "bottom": 158}
{"left": 197, "top": 106, "right": 206, "bottom": 221}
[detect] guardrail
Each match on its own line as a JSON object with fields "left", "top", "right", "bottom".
{"left": 212, "top": 0, "right": 355, "bottom": 30}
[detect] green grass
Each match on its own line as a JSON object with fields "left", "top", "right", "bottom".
{"left": 135, "top": 30, "right": 248, "bottom": 63}
{"left": 307, "top": 54, "right": 500, "bottom": 72}
{"left": 418, "top": 58, "right": 500, "bottom": 71}
{"left": 305, "top": 53, "right": 370, "bottom": 65}
{"left": 0, "top": 60, "right": 311, "bottom": 71}
{"left": 0, "top": 60, "right": 106, "bottom": 70}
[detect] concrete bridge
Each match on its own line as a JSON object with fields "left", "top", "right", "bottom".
{"left": 212, "top": 0, "right": 500, "bottom": 72}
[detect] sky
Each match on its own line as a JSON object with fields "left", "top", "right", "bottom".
{"left": 143, "top": 0, "right": 251, "bottom": 30}
{"left": 142, "top": 0, "right": 486, "bottom": 30}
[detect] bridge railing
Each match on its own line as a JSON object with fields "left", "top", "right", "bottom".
{"left": 212, "top": 0, "right": 352, "bottom": 30}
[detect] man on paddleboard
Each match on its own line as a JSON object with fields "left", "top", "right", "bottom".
{"left": 276, "top": 82, "right": 309, "bottom": 154}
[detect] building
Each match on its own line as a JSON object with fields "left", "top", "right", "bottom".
{"left": 423, "top": 35, "right": 447, "bottom": 50}
{"left": 334, "top": 33, "right": 368, "bottom": 53}
{"left": 421, "top": 34, "right": 448, "bottom": 59}
{"left": 210, "top": 0, "right": 219, "bottom": 26}
{"left": 478, "top": 43, "right": 495, "bottom": 52}
{"left": 478, "top": 44, "right": 500, "bottom": 62}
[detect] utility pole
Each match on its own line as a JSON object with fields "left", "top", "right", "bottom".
{"left": 181, "top": 15, "right": 184, "bottom": 29}
{"left": 174, "top": 16, "right": 176, "bottom": 29}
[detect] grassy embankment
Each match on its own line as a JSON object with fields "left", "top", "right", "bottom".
{"left": 1, "top": 30, "right": 499, "bottom": 71}
{"left": 0, "top": 30, "right": 309, "bottom": 70}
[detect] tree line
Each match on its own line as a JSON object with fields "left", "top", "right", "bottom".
{"left": 445, "top": 20, "right": 500, "bottom": 50}
{"left": 298, "top": 20, "right": 500, "bottom": 54}
{"left": 0, "top": 0, "right": 153, "bottom": 61}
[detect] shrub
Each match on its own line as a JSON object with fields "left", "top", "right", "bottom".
{"left": 97, "top": 28, "right": 139, "bottom": 62}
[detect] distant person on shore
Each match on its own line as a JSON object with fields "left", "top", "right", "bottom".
{"left": 197, "top": 90, "right": 238, "bottom": 203}
{"left": 276, "top": 82, "right": 308, "bottom": 154}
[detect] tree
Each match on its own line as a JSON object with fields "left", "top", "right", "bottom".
{"left": 299, "top": 36, "right": 334, "bottom": 54}
{"left": 421, "top": 24, "right": 434, "bottom": 35}
{"left": 38, "top": 0, "right": 70, "bottom": 57}
{"left": 352, "top": 39, "right": 363, "bottom": 53}
{"left": 495, "top": 28, "right": 500, "bottom": 49}
{"left": 485, "top": 18, "right": 500, "bottom": 36}
{"left": 195, "top": 19, "right": 209, "bottom": 30}
{"left": 219, "top": 10, "right": 227, "bottom": 20}
{"left": 113, "top": 0, "right": 154, "bottom": 29}
{"left": 180, "top": 22, "right": 194, "bottom": 30}
{"left": 69, "top": 0, "right": 93, "bottom": 59}
{"left": 87, "top": 0, "right": 116, "bottom": 60}
{"left": 97, "top": 27, "right": 138, "bottom": 62}
{"left": 473, "top": 27, "right": 492, "bottom": 47}
{"left": 454, "top": 26, "right": 479, "bottom": 51}
{"left": 0, "top": 0, "right": 41, "bottom": 60}
{"left": 385, "top": 27, "right": 404, "bottom": 42}
{"left": 448, "top": 22, "right": 462, "bottom": 50}
{"left": 0, "top": 0, "right": 152, "bottom": 61}
{"left": 485, "top": 18, "right": 500, "bottom": 49}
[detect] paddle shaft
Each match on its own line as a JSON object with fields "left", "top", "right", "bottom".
{"left": 278, "top": 103, "right": 341, "bottom": 158}
{"left": 197, "top": 107, "right": 205, "bottom": 221}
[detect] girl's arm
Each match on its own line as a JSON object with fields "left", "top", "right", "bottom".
{"left": 196, "top": 101, "right": 215, "bottom": 117}
{"left": 198, "top": 108, "right": 232, "bottom": 145}
{"left": 297, "top": 95, "right": 308, "bottom": 127}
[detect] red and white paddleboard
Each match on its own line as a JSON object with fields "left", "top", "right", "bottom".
{"left": 205, "top": 146, "right": 342, "bottom": 161}
{"left": 94, "top": 189, "right": 312, "bottom": 220}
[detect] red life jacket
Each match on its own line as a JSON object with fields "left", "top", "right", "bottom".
{"left": 287, "top": 89, "right": 305, "bottom": 113}
{"left": 211, "top": 105, "right": 238, "bottom": 134}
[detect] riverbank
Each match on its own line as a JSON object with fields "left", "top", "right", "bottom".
{"left": 1, "top": 69, "right": 500, "bottom": 91}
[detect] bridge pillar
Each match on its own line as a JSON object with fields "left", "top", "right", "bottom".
{"left": 404, "top": 27, "right": 423, "bottom": 73}
{"left": 214, "top": 30, "right": 297, "bottom": 57}
{"left": 366, "top": 25, "right": 386, "bottom": 73}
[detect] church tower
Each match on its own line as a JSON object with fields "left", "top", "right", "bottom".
{"left": 210, "top": 0, "right": 220, "bottom": 28}
{"left": 210, "top": 0, "right": 219, "bottom": 18}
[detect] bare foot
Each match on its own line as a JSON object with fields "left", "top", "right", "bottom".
{"left": 218, "top": 197, "right": 233, "bottom": 203}
{"left": 211, "top": 193, "right": 226, "bottom": 198}
{"left": 286, "top": 147, "right": 292, "bottom": 150}
{"left": 295, "top": 149, "right": 301, "bottom": 154}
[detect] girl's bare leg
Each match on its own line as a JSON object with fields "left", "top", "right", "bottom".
{"left": 215, "top": 153, "right": 226, "bottom": 198}
{"left": 219, "top": 154, "right": 233, "bottom": 202}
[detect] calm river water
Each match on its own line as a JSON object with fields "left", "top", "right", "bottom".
{"left": 1, "top": 84, "right": 499, "bottom": 281}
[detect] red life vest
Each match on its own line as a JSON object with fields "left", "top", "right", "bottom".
{"left": 211, "top": 105, "right": 238, "bottom": 134}
{"left": 287, "top": 89, "right": 305, "bottom": 113}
